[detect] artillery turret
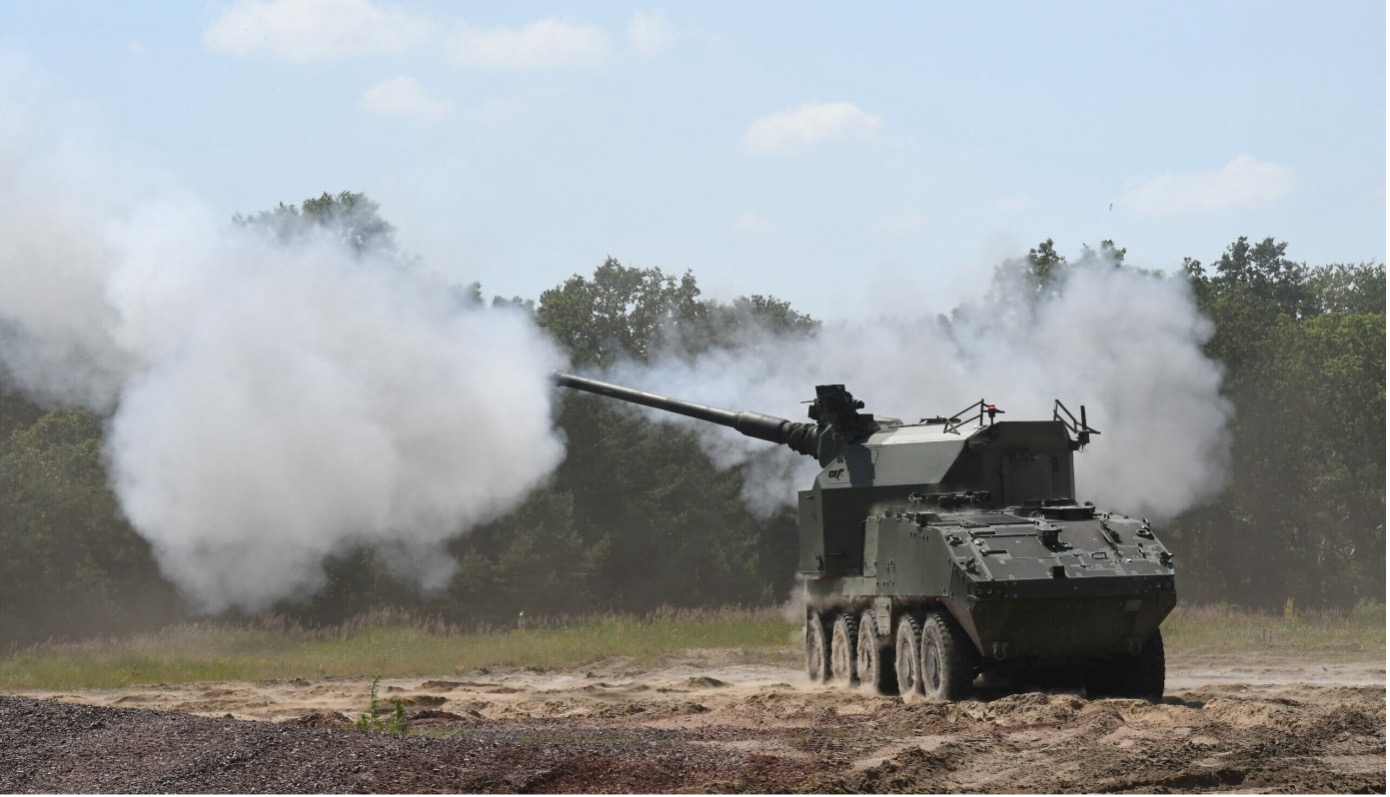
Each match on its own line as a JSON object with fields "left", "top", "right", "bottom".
{"left": 554, "top": 372, "right": 1176, "bottom": 702}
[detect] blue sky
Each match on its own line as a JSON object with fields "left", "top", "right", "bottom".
{"left": 1, "top": 1, "right": 1384, "bottom": 320}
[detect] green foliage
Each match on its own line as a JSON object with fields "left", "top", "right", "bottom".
{"left": 0, "top": 405, "right": 181, "bottom": 644}
{"left": 1173, "top": 239, "right": 1384, "bottom": 609}
{"left": 1304, "top": 261, "right": 1385, "bottom": 315}
{"left": 0, "top": 385, "right": 44, "bottom": 441}
{"left": 701, "top": 295, "right": 819, "bottom": 350}
{"left": 293, "top": 548, "right": 434, "bottom": 628}
{"left": 355, "top": 675, "right": 408, "bottom": 734}
{"left": 537, "top": 257, "right": 707, "bottom": 368}
{"left": 233, "top": 190, "right": 396, "bottom": 256}
{"left": 1026, "top": 238, "right": 1067, "bottom": 286}
{"left": 0, "top": 190, "right": 1381, "bottom": 648}
{"left": 541, "top": 399, "right": 795, "bottom": 613}
{"left": 450, "top": 490, "right": 607, "bottom": 619}
{"left": 513, "top": 256, "right": 809, "bottom": 621}
{"left": 1019, "top": 238, "right": 1127, "bottom": 296}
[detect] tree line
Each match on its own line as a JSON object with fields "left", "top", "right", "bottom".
{"left": 1023, "top": 236, "right": 1384, "bottom": 609}
{"left": 0, "top": 193, "right": 1382, "bottom": 645}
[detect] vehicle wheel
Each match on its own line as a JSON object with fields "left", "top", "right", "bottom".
{"left": 895, "top": 613, "right": 924, "bottom": 701}
{"left": 1119, "top": 630, "right": 1165, "bottom": 700}
{"left": 805, "top": 610, "right": 831, "bottom": 683}
{"left": 829, "top": 613, "right": 859, "bottom": 687}
{"left": 1083, "top": 629, "right": 1165, "bottom": 701}
{"left": 1080, "top": 661, "right": 1118, "bottom": 699}
{"left": 919, "top": 610, "right": 977, "bottom": 701}
{"left": 857, "top": 610, "right": 897, "bottom": 695}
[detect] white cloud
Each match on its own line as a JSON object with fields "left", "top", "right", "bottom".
{"left": 360, "top": 77, "right": 453, "bottom": 121}
{"left": 205, "top": 0, "right": 432, "bottom": 62}
{"left": 629, "top": 10, "right": 675, "bottom": 55}
{"left": 448, "top": 17, "right": 611, "bottom": 70}
{"left": 1120, "top": 154, "right": 1295, "bottom": 216}
{"left": 734, "top": 211, "right": 773, "bottom": 233}
{"left": 744, "top": 102, "right": 884, "bottom": 155}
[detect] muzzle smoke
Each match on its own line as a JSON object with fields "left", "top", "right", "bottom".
{"left": 0, "top": 81, "right": 565, "bottom": 613}
{"left": 0, "top": 62, "right": 1230, "bottom": 616}
{"left": 616, "top": 258, "right": 1232, "bottom": 522}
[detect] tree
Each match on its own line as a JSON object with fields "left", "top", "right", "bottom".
{"left": 1305, "top": 262, "right": 1386, "bottom": 316}
{"left": 449, "top": 490, "right": 607, "bottom": 620}
{"left": 1172, "top": 240, "right": 1385, "bottom": 608}
{"left": 0, "top": 379, "right": 43, "bottom": 441}
{"left": 0, "top": 409, "right": 181, "bottom": 644}
{"left": 537, "top": 258, "right": 705, "bottom": 368}
{"left": 234, "top": 191, "right": 397, "bottom": 257}
{"left": 1076, "top": 239, "right": 1127, "bottom": 268}
{"left": 1026, "top": 238, "right": 1066, "bottom": 291}
{"left": 700, "top": 295, "right": 819, "bottom": 350}
{"left": 1014, "top": 239, "right": 1128, "bottom": 298}
{"left": 525, "top": 259, "right": 812, "bottom": 615}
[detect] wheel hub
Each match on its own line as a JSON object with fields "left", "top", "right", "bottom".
{"left": 925, "top": 641, "right": 941, "bottom": 690}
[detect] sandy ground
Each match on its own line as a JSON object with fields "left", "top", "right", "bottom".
{"left": 4, "top": 649, "right": 1385, "bottom": 792}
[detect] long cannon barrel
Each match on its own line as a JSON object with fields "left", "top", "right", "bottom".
{"left": 553, "top": 371, "right": 821, "bottom": 458}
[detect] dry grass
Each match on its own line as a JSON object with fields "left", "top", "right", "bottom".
{"left": 1, "top": 601, "right": 1381, "bottom": 692}
{"left": 0, "top": 606, "right": 794, "bottom": 691}
{"left": 1162, "top": 600, "right": 1385, "bottom": 655}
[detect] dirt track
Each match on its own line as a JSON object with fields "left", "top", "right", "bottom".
{"left": 3, "top": 650, "right": 1384, "bottom": 793}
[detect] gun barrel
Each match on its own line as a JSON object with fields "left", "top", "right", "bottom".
{"left": 552, "top": 371, "right": 816, "bottom": 452}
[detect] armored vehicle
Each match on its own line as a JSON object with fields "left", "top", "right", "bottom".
{"left": 554, "top": 372, "right": 1176, "bottom": 702}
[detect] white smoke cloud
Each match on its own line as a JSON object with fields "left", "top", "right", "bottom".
{"left": 615, "top": 256, "right": 1231, "bottom": 523}
{"left": 0, "top": 88, "right": 135, "bottom": 410}
{"left": 0, "top": 83, "right": 565, "bottom": 613}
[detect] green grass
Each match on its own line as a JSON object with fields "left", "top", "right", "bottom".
{"left": 0, "top": 607, "right": 797, "bottom": 692}
{"left": 1, "top": 601, "right": 1381, "bottom": 693}
{"left": 1162, "top": 600, "right": 1385, "bottom": 656}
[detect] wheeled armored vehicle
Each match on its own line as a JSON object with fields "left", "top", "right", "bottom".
{"left": 554, "top": 372, "right": 1176, "bottom": 702}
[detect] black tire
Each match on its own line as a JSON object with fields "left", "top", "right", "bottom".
{"left": 919, "top": 611, "right": 977, "bottom": 701}
{"left": 1084, "top": 629, "right": 1165, "bottom": 701}
{"left": 1080, "top": 661, "right": 1118, "bottom": 698}
{"left": 829, "top": 613, "right": 859, "bottom": 687}
{"left": 805, "top": 610, "right": 831, "bottom": 683}
{"left": 1120, "top": 630, "right": 1165, "bottom": 700}
{"left": 857, "top": 610, "right": 897, "bottom": 695}
{"left": 895, "top": 613, "right": 925, "bottom": 701}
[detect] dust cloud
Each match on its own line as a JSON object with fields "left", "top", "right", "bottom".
{"left": 0, "top": 69, "right": 565, "bottom": 613}
{"left": 616, "top": 255, "right": 1232, "bottom": 521}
